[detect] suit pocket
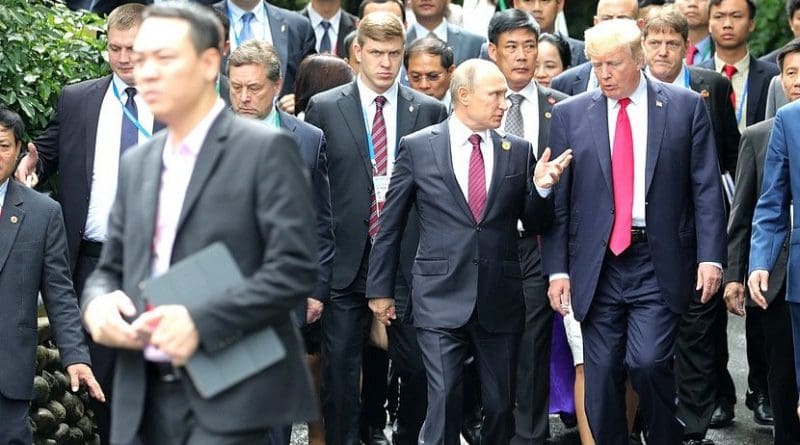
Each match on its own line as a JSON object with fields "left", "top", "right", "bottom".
{"left": 678, "top": 230, "right": 696, "bottom": 247}
{"left": 503, "top": 260, "right": 522, "bottom": 278}
{"left": 412, "top": 259, "right": 449, "bottom": 276}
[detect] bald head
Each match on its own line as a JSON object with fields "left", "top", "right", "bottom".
{"left": 595, "top": 0, "right": 639, "bottom": 23}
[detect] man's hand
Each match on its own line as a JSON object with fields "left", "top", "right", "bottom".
{"left": 83, "top": 291, "right": 144, "bottom": 349}
{"left": 306, "top": 298, "right": 324, "bottom": 324}
{"left": 723, "top": 282, "right": 745, "bottom": 316}
{"left": 696, "top": 263, "right": 722, "bottom": 303}
{"left": 14, "top": 142, "right": 39, "bottom": 187}
{"left": 533, "top": 148, "right": 573, "bottom": 189}
{"left": 547, "top": 278, "right": 571, "bottom": 316}
{"left": 132, "top": 305, "right": 199, "bottom": 366}
{"left": 747, "top": 270, "right": 770, "bottom": 310}
{"left": 277, "top": 94, "right": 296, "bottom": 115}
{"left": 368, "top": 298, "right": 396, "bottom": 326}
{"left": 66, "top": 363, "right": 105, "bottom": 402}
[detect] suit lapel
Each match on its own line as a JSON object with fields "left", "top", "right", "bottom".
{"left": 430, "top": 123, "right": 473, "bottom": 221}
{"left": 576, "top": 64, "right": 591, "bottom": 93}
{"left": 645, "top": 79, "right": 666, "bottom": 195}
{"left": 85, "top": 76, "right": 113, "bottom": 188}
{"left": 536, "top": 86, "right": 555, "bottom": 157}
{"left": 406, "top": 27, "right": 418, "bottom": 44}
{"left": 446, "top": 25, "right": 462, "bottom": 63}
{"left": 175, "top": 111, "right": 231, "bottom": 231}
{"left": 396, "top": 87, "right": 421, "bottom": 148}
{"left": 137, "top": 135, "right": 165, "bottom": 270}
{"left": 588, "top": 91, "right": 613, "bottom": 196}
{"left": 266, "top": 4, "right": 289, "bottom": 81}
{"left": 746, "top": 56, "right": 764, "bottom": 126}
{"left": 482, "top": 130, "right": 509, "bottom": 221}
{"left": 0, "top": 182, "right": 24, "bottom": 274}
{"left": 337, "top": 82, "right": 373, "bottom": 180}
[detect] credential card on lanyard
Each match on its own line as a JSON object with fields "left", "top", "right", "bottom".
{"left": 373, "top": 175, "right": 390, "bottom": 215}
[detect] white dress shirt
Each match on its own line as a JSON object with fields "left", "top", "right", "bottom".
{"left": 0, "top": 179, "right": 8, "bottom": 210}
{"left": 448, "top": 115, "right": 494, "bottom": 198}
{"left": 358, "top": 76, "right": 400, "bottom": 175}
{"left": 714, "top": 51, "right": 750, "bottom": 132}
{"left": 307, "top": 6, "right": 341, "bottom": 54}
{"left": 226, "top": 0, "right": 273, "bottom": 50}
{"left": 86, "top": 74, "right": 155, "bottom": 242}
{"left": 413, "top": 20, "right": 448, "bottom": 42}
{"left": 645, "top": 64, "right": 690, "bottom": 89}
{"left": 501, "top": 80, "right": 540, "bottom": 157}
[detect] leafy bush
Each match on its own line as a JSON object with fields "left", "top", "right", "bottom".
{"left": 0, "top": 0, "right": 108, "bottom": 139}
{"left": 751, "top": 0, "right": 794, "bottom": 58}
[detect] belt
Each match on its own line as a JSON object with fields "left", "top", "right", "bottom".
{"left": 79, "top": 239, "right": 104, "bottom": 258}
{"left": 147, "top": 362, "right": 181, "bottom": 383}
{"left": 631, "top": 227, "right": 647, "bottom": 243}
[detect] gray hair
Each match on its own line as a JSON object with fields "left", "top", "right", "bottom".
{"left": 228, "top": 40, "right": 281, "bottom": 82}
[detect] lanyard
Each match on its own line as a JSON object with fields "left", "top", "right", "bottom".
{"left": 736, "top": 79, "right": 749, "bottom": 125}
{"left": 362, "top": 109, "right": 377, "bottom": 171}
{"left": 226, "top": 1, "right": 269, "bottom": 48}
{"left": 111, "top": 81, "right": 152, "bottom": 139}
{"left": 682, "top": 65, "right": 690, "bottom": 89}
{"left": 271, "top": 109, "right": 281, "bottom": 128}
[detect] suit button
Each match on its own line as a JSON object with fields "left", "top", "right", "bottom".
{"left": 476, "top": 227, "right": 482, "bottom": 232}
{"left": 610, "top": 208, "right": 615, "bottom": 214}
{"left": 602, "top": 240, "right": 607, "bottom": 247}
{"left": 472, "top": 259, "right": 478, "bottom": 265}
{"left": 138, "top": 281, "right": 146, "bottom": 290}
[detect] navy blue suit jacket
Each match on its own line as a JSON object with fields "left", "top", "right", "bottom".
{"left": 406, "top": 23, "right": 485, "bottom": 65}
{"left": 550, "top": 61, "right": 592, "bottom": 96}
{"left": 278, "top": 110, "right": 334, "bottom": 302}
{"left": 367, "top": 121, "right": 554, "bottom": 333}
{"left": 541, "top": 78, "right": 727, "bottom": 320}
{"left": 698, "top": 55, "right": 779, "bottom": 126}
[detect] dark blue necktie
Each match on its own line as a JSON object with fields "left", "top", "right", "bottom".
{"left": 319, "top": 20, "right": 332, "bottom": 53}
{"left": 120, "top": 87, "right": 138, "bottom": 155}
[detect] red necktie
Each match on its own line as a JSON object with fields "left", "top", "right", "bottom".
{"left": 368, "top": 95, "right": 388, "bottom": 240}
{"left": 468, "top": 134, "right": 486, "bottom": 222}
{"left": 722, "top": 64, "right": 737, "bottom": 107}
{"left": 685, "top": 44, "right": 698, "bottom": 65}
{"left": 609, "top": 98, "right": 633, "bottom": 255}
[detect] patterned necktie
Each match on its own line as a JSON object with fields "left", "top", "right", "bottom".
{"left": 319, "top": 20, "right": 332, "bottom": 54}
{"left": 722, "top": 64, "right": 738, "bottom": 107}
{"left": 368, "top": 96, "right": 388, "bottom": 240}
{"left": 120, "top": 87, "right": 138, "bottom": 155}
{"left": 468, "top": 133, "right": 486, "bottom": 222}
{"left": 504, "top": 93, "right": 525, "bottom": 138}
{"left": 685, "top": 44, "right": 698, "bottom": 65}
{"left": 239, "top": 12, "right": 255, "bottom": 43}
{"left": 609, "top": 98, "right": 633, "bottom": 255}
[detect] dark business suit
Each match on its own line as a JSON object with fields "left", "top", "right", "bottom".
{"left": 478, "top": 34, "right": 586, "bottom": 68}
{"left": 305, "top": 81, "right": 447, "bottom": 445}
{"left": 300, "top": 7, "right": 357, "bottom": 58}
{"left": 698, "top": 55, "right": 779, "bottom": 126}
{"left": 674, "top": 65, "right": 741, "bottom": 440}
{"left": 550, "top": 61, "right": 592, "bottom": 96}
{"left": 511, "top": 84, "right": 568, "bottom": 445}
{"left": 214, "top": 0, "right": 316, "bottom": 98}
{"left": 0, "top": 181, "right": 91, "bottom": 444}
{"left": 368, "top": 120, "right": 554, "bottom": 445}
{"left": 33, "top": 74, "right": 164, "bottom": 444}
{"left": 406, "top": 23, "right": 485, "bottom": 65}
{"left": 726, "top": 117, "right": 800, "bottom": 445}
{"left": 542, "top": 78, "right": 727, "bottom": 445}
{"left": 81, "top": 110, "right": 318, "bottom": 445}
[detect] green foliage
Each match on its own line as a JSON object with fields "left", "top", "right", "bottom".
{"left": 0, "top": 0, "right": 108, "bottom": 139}
{"left": 751, "top": 0, "right": 794, "bottom": 58}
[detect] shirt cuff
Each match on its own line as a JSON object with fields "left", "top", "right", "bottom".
{"left": 535, "top": 186, "right": 552, "bottom": 198}
{"left": 549, "top": 273, "right": 570, "bottom": 282}
{"left": 700, "top": 262, "right": 722, "bottom": 270}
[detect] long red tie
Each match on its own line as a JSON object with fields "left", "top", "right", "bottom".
{"left": 685, "top": 44, "right": 698, "bottom": 65}
{"left": 468, "top": 134, "right": 486, "bottom": 222}
{"left": 722, "top": 64, "right": 738, "bottom": 108}
{"left": 368, "top": 96, "right": 388, "bottom": 240}
{"left": 609, "top": 98, "right": 633, "bottom": 255}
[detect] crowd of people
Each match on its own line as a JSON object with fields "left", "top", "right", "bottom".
{"left": 2, "top": 0, "right": 800, "bottom": 444}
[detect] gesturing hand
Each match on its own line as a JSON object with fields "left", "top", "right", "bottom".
{"left": 533, "top": 148, "right": 572, "bottom": 189}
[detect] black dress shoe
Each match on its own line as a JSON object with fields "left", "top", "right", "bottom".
{"left": 360, "top": 426, "right": 390, "bottom": 445}
{"left": 745, "top": 390, "right": 774, "bottom": 426}
{"left": 460, "top": 421, "right": 481, "bottom": 445}
{"left": 709, "top": 399, "right": 735, "bottom": 428}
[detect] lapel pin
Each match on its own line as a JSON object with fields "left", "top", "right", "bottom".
{"left": 544, "top": 111, "right": 552, "bottom": 119}
{"left": 701, "top": 89, "right": 710, "bottom": 98}
{"left": 409, "top": 105, "right": 414, "bottom": 112}
{"left": 656, "top": 100, "right": 663, "bottom": 108}
{"left": 547, "top": 96, "right": 556, "bottom": 105}
{"left": 10, "top": 216, "right": 18, "bottom": 224}
{"left": 501, "top": 140, "right": 511, "bottom": 151}
{"left": 281, "top": 24, "right": 286, "bottom": 33}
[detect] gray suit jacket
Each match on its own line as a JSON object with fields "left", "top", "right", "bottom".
{"left": 765, "top": 74, "right": 789, "bottom": 119}
{"left": 406, "top": 23, "right": 486, "bottom": 65}
{"left": 81, "top": 110, "right": 318, "bottom": 443}
{"left": 0, "top": 181, "right": 89, "bottom": 400}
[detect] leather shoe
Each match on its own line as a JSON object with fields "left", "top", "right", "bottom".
{"left": 360, "top": 426, "right": 390, "bottom": 445}
{"left": 683, "top": 439, "right": 715, "bottom": 445}
{"left": 709, "top": 399, "right": 734, "bottom": 428}
{"left": 460, "top": 420, "right": 481, "bottom": 445}
{"left": 745, "top": 390, "right": 774, "bottom": 426}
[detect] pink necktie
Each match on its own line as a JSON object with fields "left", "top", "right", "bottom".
{"left": 368, "top": 96, "right": 388, "bottom": 240}
{"left": 685, "top": 44, "right": 698, "bottom": 65}
{"left": 468, "top": 134, "right": 486, "bottom": 222}
{"left": 722, "top": 64, "right": 737, "bottom": 107}
{"left": 609, "top": 98, "right": 633, "bottom": 255}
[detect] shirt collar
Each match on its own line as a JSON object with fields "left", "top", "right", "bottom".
{"left": 448, "top": 114, "right": 491, "bottom": 148}
{"left": 695, "top": 34, "right": 712, "bottom": 53}
{"left": 357, "top": 76, "right": 399, "bottom": 112}
{"left": 0, "top": 178, "right": 8, "bottom": 209}
{"left": 643, "top": 63, "right": 688, "bottom": 88}
{"left": 307, "top": 5, "right": 341, "bottom": 31}
{"left": 714, "top": 50, "right": 750, "bottom": 74}
{"left": 111, "top": 73, "right": 134, "bottom": 99}
{"left": 260, "top": 106, "right": 279, "bottom": 127}
{"left": 440, "top": 90, "right": 451, "bottom": 108}
{"left": 506, "top": 80, "right": 538, "bottom": 103}
{"left": 414, "top": 20, "right": 447, "bottom": 42}
{"left": 608, "top": 72, "right": 647, "bottom": 108}
{"left": 226, "top": 0, "right": 266, "bottom": 24}
{"left": 165, "top": 99, "right": 226, "bottom": 157}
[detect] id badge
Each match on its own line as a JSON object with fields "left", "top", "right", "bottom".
{"left": 373, "top": 175, "right": 390, "bottom": 215}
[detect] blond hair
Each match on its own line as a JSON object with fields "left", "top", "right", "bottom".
{"left": 357, "top": 11, "right": 405, "bottom": 46}
{"left": 584, "top": 18, "right": 643, "bottom": 62}
{"left": 107, "top": 3, "right": 145, "bottom": 31}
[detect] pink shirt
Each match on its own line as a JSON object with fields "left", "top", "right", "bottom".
{"left": 150, "top": 99, "right": 225, "bottom": 277}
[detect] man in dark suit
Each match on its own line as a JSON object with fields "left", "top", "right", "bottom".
{"left": 304, "top": 12, "right": 448, "bottom": 445}
{"left": 550, "top": 0, "right": 640, "bottom": 95}
{"left": 0, "top": 107, "right": 104, "bottom": 444}
{"left": 699, "top": 0, "right": 780, "bottom": 426}
{"left": 367, "top": 58, "right": 570, "bottom": 445}
{"left": 511, "top": 0, "right": 586, "bottom": 67}
{"left": 301, "top": 0, "right": 357, "bottom": 57}
{"left": 725, "top": 41, "right": 800, "bottom": 445}
{"left": 228, "top": 39, "right": 334, "bottom": 445}
{"left": 14, "top": 5, "right": 158, "bottom": 444}
{"left": 406, "top": 0, "right": 485, "bottom": 65}
{"left": 213, "top": 0, "right": 315, "bottom": 99}
{"left": 640, "top": 8, "right": 740, "bottom": 443}
{"left": 674, "top": 0, "right": 715, "bottom": 66}
{"left": 485, "top": 9, "right": 568, "bottom": 445}
{"left": 542, "top": 19, "right": 726, "bottom": 445}
{"left": 80, "top": 4, "right": 318, "bottom": 444}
